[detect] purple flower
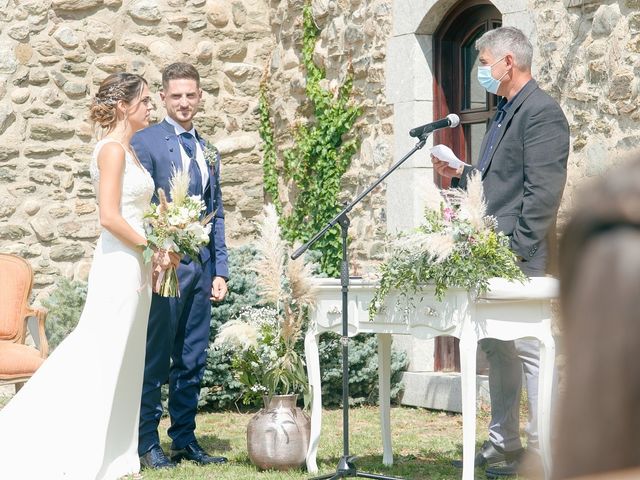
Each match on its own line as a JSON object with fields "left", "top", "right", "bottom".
{"left": 443, "top": 207, "right": 455, "bottom": 222}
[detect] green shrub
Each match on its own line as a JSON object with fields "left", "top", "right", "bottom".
{"left": 42, "top": 278, "right": 87, "bottom": 351}
{"left": 200, "top": 245, "right": 261, "bottom": 409}
{"left": 318, "top": 332, "right": 407, "bottom": 406}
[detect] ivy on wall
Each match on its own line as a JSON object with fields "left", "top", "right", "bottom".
{"left": 258, "top": 1, "right": 362, "bottom": 278}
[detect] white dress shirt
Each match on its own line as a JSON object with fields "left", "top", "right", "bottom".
{"left": 165, "top": 116, "right": 209, "bottom": 188}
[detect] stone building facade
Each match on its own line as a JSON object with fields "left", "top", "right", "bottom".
{"left": 0, "top": 0, "right": 638, "bottom": 309}
{"left": 0, "top": 0, "right": 394, "bottom": 300}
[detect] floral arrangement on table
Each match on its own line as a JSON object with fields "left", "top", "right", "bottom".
{"left": 214, "top": 204, "right": 317, "bottom": 406}
{"left": 369, "top": 172, "right": 526, "bottom": 319}
{"left": 143, "top": 168, "right": 214, "bottom": 297}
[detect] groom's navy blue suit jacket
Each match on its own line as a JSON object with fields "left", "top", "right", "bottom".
{"left": 132, "top": 119, "right": 229, "bottom": 279}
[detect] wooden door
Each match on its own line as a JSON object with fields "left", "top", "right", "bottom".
{"left": 432, "top": 1, "right": 501, "bottom": 372}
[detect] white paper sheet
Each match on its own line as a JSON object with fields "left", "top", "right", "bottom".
{"left": 430, "top": 144, "right": 465, "bottom": 169}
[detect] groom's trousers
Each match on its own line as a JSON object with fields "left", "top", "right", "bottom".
{"left": 138, "top": 256, "right": 212, "bottom": 455}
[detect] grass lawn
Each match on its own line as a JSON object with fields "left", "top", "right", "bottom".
{"left": 0, "top": 393, "right": 519, "bottom": 479}
{"left": 139, "top": 405, "right": 496, "bottom": 480}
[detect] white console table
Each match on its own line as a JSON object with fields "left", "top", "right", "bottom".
{"left": 304, "top": 277, "right": 558, "bottom": 480}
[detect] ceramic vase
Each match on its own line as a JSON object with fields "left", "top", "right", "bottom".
{"left": 247, "top": 394, "right": 311, "bottom": 470}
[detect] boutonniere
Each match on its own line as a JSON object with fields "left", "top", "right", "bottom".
{"left": 203, "top": 141, "right": 219, "bottom": 170}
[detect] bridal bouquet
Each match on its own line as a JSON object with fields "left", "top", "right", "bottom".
{"left": 369, "top": 172, "right": 525, "bottom": 319}
{"left": 143, "top": 168, "right": 214, "bottom": 297}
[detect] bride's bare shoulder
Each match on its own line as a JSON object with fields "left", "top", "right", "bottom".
{"left": 96, "top": 140, "right": 126, "bottom": 170}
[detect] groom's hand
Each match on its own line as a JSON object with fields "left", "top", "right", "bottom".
{"left": 211, "top": 276, "right": 228, "bottom": 302}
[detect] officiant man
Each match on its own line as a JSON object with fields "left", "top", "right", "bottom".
{"left": 132, "top": 62, "right": 229, "bottom": 469}
{"left": 432, "top": 27, "right": 569, "bottom": 478}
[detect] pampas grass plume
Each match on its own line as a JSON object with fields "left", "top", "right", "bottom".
{"left": 253, "top": 204, "right": 285, "bottom": 305}
{"left": 169, "top": 166, "right": 190, "bottom": 205}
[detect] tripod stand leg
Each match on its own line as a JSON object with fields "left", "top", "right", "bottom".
{"left": 356, "top": 472, "right": 406, "bottom": 480}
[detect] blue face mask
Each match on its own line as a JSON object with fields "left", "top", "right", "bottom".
{"left": 477, "top": 56, "right": 507, "bottom": 95}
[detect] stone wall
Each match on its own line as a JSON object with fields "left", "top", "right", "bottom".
{"left": 262, "top": 0, "right": 394, "bottom": 274}
{"left": 4, "top": 0, "right": 640, "bottom": 302}
{"left": 0, "top": 0, "right": 394, "bottom": 300}
{"left": 532, "top": 0, "right": 640, "bottom": 225}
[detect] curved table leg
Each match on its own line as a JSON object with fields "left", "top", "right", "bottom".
{"left": 459, "top": 332, "right": 478, "bottom": 480}
{"left": 377, "top": 333, "right": 393, "bottom": 466}
{"left": 537, "top": 332, "right": 555, "bottom": 480}
{"left": 305, "top": 329, "right": 322, "bottom": 474}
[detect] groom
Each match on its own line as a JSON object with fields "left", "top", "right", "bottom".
{"left": 131, "top": 62, "right": 229, "bottom": 469}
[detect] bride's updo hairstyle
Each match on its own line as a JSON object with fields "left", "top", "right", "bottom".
{"left": 90, "top": 73, "right": 147, "bottom": 130}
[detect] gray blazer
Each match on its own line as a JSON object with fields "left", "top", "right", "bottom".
{"left": 453, "top": 80, "right": 569, "bottom": 264}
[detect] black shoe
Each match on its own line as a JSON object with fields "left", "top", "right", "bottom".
{"left": 140, "top": 445, "right": 176, "bottom": 469}
{"left": 170, "top": 441, "right": 228, "bottom": 465}
{"left": 485, "top": 449, "right": 543, "bottom": 479}
{"left": 452, "top": 441, "right": 523, "bottom": 468}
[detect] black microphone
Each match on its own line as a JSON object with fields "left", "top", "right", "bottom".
{"left": 409, "top": 114, "right": 460, "bottom": 138}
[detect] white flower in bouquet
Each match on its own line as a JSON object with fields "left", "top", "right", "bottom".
{"left": 143, "top": 168, "right": 215, "bottom": 297}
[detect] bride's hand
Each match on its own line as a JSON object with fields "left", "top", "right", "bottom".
{"left": 152, "top": 249, "right": 179, "bottom": 270}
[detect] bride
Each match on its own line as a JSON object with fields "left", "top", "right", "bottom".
{"left": 0, "top": 73, "right": 179, "bottom": 479}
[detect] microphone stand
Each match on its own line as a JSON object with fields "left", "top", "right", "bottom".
{"left": 292, "top": 130, "right": 433, "bottom": 480}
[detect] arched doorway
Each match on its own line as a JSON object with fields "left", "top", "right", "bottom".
{"left": 432, "top": 1, "right": 502, "bottom": 372}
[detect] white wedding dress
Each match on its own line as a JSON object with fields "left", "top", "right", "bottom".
{"left": 0, "top": 139, "right": 154, "bottom": 479}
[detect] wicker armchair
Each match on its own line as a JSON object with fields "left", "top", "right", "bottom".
{"left": 0, "top": 254, "right": 48, "bottom": 393}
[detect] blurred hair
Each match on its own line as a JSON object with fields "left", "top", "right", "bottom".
{"left": 89, "top": 72, "right": 147, "bottom": 130}
{"left": 162, "top": 62, "right": 200, "bottom": 89}
{"left": 554, "top": 158, "right": 640, "bottom": 479}
{"left": 476, "top": 26, "right": 533, "bottom": 70}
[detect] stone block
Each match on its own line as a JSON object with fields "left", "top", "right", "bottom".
{"left": 391, "top": 100, "right": 435, "bottom": 168}
{"left": 31, "top": 216, "right": 58, "bottom": 242}
{"left": 0, "top": 105, "right": 16, "bottom": 135}
{"left": 592, "top": 3, "right": 621, "bottom": 38}
{"left": 385, "top": 34, "right": 433, "bottom": 104}
{"left": 129, "top": 0, "right": 162, "bottom": 22}
{"left": 0, "top": 225, "right": 31, "bottom": 241}
{"left": 217, "top": 41, "right": 247, "bottom": 62}
{"left": 232, "top": 1, "right": 247, "bottom": 27}
{"left": 54, "top": 26, "right": 80, "bottom": 49}
{"left": 0, "top": 197, "right": 17, "bottom": 218}
{"left": 0, "top": 44, "right": 18, "bottom": 74}
{"left": 86, "top": 20, "right": 115, "bottom": 53}
{"left": 207, "top": 0, "right": 230, "bottom": 27}
{"left": 8, "top": 24, "right": 30, "bottom": 41}
{"left": 148, "top": 40, "right": 176, "bottom": 68}
{"left": 52, "top": 0, "right": 103, "bottom": 10}
{"left": 58, "top": 220, "right": 100, "bottom": 239}
{"left": 29, "top": 122, "right": 75, "bottom": 141}
{"left": 0, "top": 166, "right": 17, "bottom": 183}
{"left": 29, "top": 170, "right": 61, "bottom": 186}
{"left": 48, "top": 205, "right": 72, "bottom": 218}
{"left": 49, "top": 242, "right": 85, "bottom": 261}
{"left": 94, "top": 55, "right": 128, "bottom": 73}
{"left": 399, "top": 371, "right": 490, "bottom": 413}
